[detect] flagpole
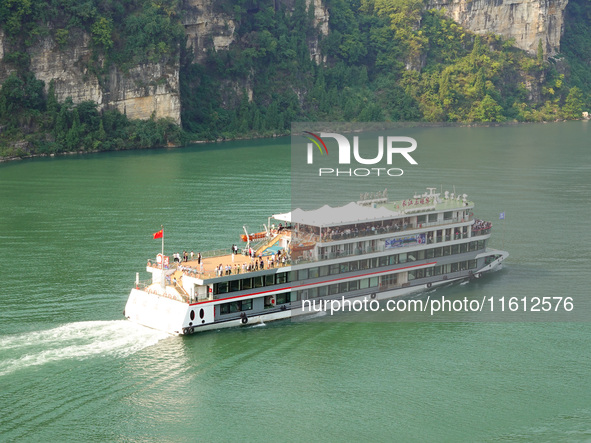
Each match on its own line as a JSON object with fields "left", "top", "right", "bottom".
{"left": 161, "top": 225, "right": 165, "bottom": 289}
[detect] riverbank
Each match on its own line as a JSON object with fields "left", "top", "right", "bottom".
{"left": 0, "top": 130, "right": 290, "bottom": 164}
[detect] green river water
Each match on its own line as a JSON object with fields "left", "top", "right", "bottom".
{"left": 0, "top": 121, "right": 590, "bottom": 441}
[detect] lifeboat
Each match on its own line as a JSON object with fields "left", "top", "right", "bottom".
{"left": 241, "top": 231, "right": 268, "bottom": 242}
{"left": 291, "top": 241, "right": 316, "bottom": 252}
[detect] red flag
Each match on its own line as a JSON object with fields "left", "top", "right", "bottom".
{"left": 153, "top": 229, "right": 163, "bottom": 239}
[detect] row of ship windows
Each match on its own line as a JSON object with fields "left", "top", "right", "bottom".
{"left": 217, "top": 258, "right": 479, "bottom": 313}
{"left": 219, "top": 292, "right": 291, "bottom": 314}
{"left": 298, "top": 259, "right": 478, "bottom": 299}
{"left": 212, "top": 240, "right": 487, "bottom": 295}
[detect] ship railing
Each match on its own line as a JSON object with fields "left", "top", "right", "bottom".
{"left": 146, "top": 260, "right": 178, "bottom": 271}
{"left": 197, "top": 259, "right": 292, "bottom": 279}
{"left": 316, "top": 216, "right": 473, "bottom": 244}
{"left": 135, "top": 279, "right": 154, "bottom": 289}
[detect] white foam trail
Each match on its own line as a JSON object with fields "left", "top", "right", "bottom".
{"left": 0, "top": 321, "right": 169, "bottom": 377}
{"left": 251, "top": 321, "right": 267, "bottom": 328}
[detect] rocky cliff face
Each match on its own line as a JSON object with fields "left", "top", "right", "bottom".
{"left": 0, "top": 30, "right": 180, "bottom": 123}
{"left": 429, "top": 0, "right": 569, "bottom": 56}
{"left": 182, "top": 0, "right": 329, "bottom": 64}
{"left": 182, "top": 0, "right": 237, "bottom": 63}
{"left": 0, "top": 0, "right": 327, "bottom": 123}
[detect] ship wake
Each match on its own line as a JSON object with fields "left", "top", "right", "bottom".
{"left": 0, "top": 320, "right": 169, "bottom": 377}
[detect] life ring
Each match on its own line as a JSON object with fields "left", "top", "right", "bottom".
{"left": 370, "top": 293, "right": 377, "bottom": 299}
{"left": 426, "top": 282, "right": 432, "bottom": 289}
{"left": 241, "top": 316, "right": 248, "bottom": 324}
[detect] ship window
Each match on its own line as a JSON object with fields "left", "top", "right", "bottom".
{"left": 360, "top": 279, "right": 369, "bottom": 289}
{"left": 389, "top": 255, "right": 398, "bottom": 265}
{"left": 451, "top": 245, "right": 459, "bottom": 255}
{"left": 417, "top": 215, "right": 427, "bottom": 224}
{"left": 433, "top": 266, "right": 442, "bottom": 276}
{"left": 444, "top": 211, "right": 453, "bottom": 220}
{"left": 407, "top": 253, "right": 416, "bottom": 262}
{"left": 460, "top": 243, "right": 468, "bottom": 253}
{"left": 370, "top": 258, "right": 378, "bottom": 268}
{"left": 425, "top": 267, "right": 433, "bottom": 277}
{"left": 451, "top": 263, "right": 458, "bottom": 272}
{"left": 291, "top": 291, "right": 300, "bottom": 302}
{"left": 428, "top": 214, "right": 437, "bottom": 222}
{"left": 298, "top": 269, "right": 309, "bottom": 280}
{"left": 460, "top": 261, "right": 468, "bottom": 271}
{"left": 230, "top": 279, "right": 240, "bottom": 292}
{"left": 370, "top": 277, "right": 378, "bottom": 287}
{"left": 329, "top": 284, "right": 339, "bottom": 295}
{"left": 276, "top": 293, "right": 290, "bottom": 304}
{"left": 379, "top": 256, "right": 388, "bottom": 267}
{"left": 408, "top": 271, "right": 415, "bottom": 280}
{"left": 253, "top": 276, "right": 264, "bottom": 288}
{"left": 478, "top": 240, "right": 486, "bottom": 250}
{"left": 399, "top": 253, "right": 407, "bottom": 263}
{"left": 340, "top": 262, "right": 350, "bottom": 273}
{"left": 339, "top": 282, "right": 348, "bottom": 293}
{"left": 433, "top": 247, "right": 442, "bottom": 257}
{"left": 349, "top": 280, "right": 359, "bottom": 291}
{"left": 242, "top": 278, "right": 253, "bottom": 290}
{"left": 289, "top": 271, "right": 297, "bottom": 282}
{"left": 276, "top": 273, "right": 288, "bottom": 284}
{"left": 416, "top": 269, "right": 424, "bottom": 279}
{"left": 219, "top": 299, "right": 253, "bottom": 315}
{"left": 443, "top": 264, "right": 451, "bottom": 274}
{"left": 350, "top": 260, "right": 359, "bottom": 271}
{"left": 265, "top": 274, "right": 275, "bottom": 286}
{"left": 308, "top": 287, "right": 318, "bottom": 298}
{"left": 329, "top": 264, "right": 340, "bottom": 275}
{"left": 359, "top": 260, "right": 369, "bottom": 270}
{"left": 318, "top": 286, "right": 328, "bottom": 297}
{"left": 443, "top": 246, "right": 451, "bottom": 256}
{"left": 468, "top": 260, "right": 477, "bottom": 269}
{"left": 309, "top": 267, "right": 319, "bottom": 279}
{"left": 426, "top": 249, "right": 434, "bottom": 259}
{"left": 469, "top": 241, "right": 477, "bottom": 251}
{"left": 319, "top": 266, "right": 329, "bottom": 277}
{"left": 416, "top": 250, "right": 425, "bottom": 260}
{"left": 216, "top": 282, "right": 229, "bottom": 294}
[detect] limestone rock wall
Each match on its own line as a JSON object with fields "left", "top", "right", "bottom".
{"left": 428, "top": 0, "right": 569, "bottom": 55}
{"left": 1, "top": 0, "right": 328, "bottom": 123}
{"left": 0, "top": 29, "right": 180, "bottom": 123}
{"left": 182, "top": 0, "right": 236, "bottom": 63}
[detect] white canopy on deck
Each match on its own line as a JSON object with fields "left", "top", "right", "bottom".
{"left": 272, "top": 202, "right": 402, "bottom": 228}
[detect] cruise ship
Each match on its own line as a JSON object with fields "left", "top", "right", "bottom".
{"left": 124, "top": 188, "right": 508, "bottom": 334}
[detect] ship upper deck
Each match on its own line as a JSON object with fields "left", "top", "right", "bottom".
{"left": 148, "top": 234, "right": 291, "bottom": 281}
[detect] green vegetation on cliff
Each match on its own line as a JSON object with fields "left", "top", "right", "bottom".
{"left": 180, "top": 0, "right": 588, "bottom": 141}
{"left": 1, "top": 0, "right": 589, "bottom": 156}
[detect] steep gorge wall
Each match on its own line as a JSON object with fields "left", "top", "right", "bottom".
{"left": 0, "top": 0, "right": 328, "bottom": 123}
{"left": 429, "top": 0, "right": 569, "bottom": 56}
{"left": 182, "top": 0, "right": 329, "bottom": 64}
{"left": 0, "top": 29, "right": 180, "bottom": 123}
